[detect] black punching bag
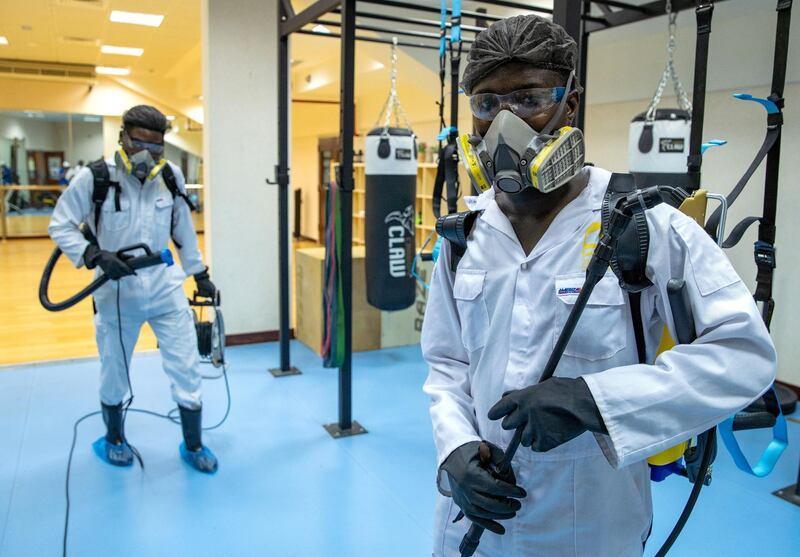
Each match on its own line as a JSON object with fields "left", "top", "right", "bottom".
{"left": 365, "top": 127, "right": 417, "bottom": 311}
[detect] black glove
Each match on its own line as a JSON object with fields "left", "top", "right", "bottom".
{"left": 488, "top": 377, "right": 607, "bottom": 453}
{"left": 83, "top": 244, "right": 135, "bottom": 280}
{"left": 440, "top": 441, "right": 527, "bottom": 535}
{"left": 193, "top": 268, "right": 216, "bottom": 298}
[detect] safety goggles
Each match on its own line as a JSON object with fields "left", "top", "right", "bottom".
{"left": 123, "top": 132, "right": 165, "bottom": 156}
{"left": 469, "top": 87, "right": 566, "bottom": 121}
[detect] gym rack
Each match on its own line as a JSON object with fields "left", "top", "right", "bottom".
{"left": 273, "top": 0, "right": 728, "bottom": 438}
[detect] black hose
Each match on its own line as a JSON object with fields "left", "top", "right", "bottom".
{"left": 40, "top": 242, "right": 173, "bottom": 312}
{"left": 39, "top": 247, "right": 110, "bottom": 312}
{"left": 654, "top": 429, "right": 716, "bottom": 557}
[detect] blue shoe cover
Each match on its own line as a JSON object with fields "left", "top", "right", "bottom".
{"left": 93, "top": 436, "right": 134, "bottom": 467}
{"left": 180, "top": 442, "right": 218, "bottom": 474}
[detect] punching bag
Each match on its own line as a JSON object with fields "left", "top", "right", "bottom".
{"left": 629, "top": 108, "right": 692, "bottom": 188}
{"left": 365, "top": 127, "right": 417, "bottom": 311}
{"left": 628, "top": 3, "right": 695, "bottom": 189}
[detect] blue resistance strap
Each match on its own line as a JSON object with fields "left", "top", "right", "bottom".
{"left": 717, "top": 386, "right": 788, "bottom": 477}
{"left": 450, "top": 0, "right": 462, "bottom": 44}
{"left": 411, "top": 235, "right": 443, "bottom": 289}
{"left": 439, "top": 0, "right": 447, "bottom": 56}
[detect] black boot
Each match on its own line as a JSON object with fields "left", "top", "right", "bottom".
{"left": 92, "top": 402, "right": 134, "bottom": 467}
{"left": 178, "top": 405, "right": 218, "bottom": 474}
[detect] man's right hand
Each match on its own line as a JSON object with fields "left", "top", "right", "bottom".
{"left": 84, "top": 245, "right": 135, "bottom": 280}
{"left": 440, "top": 440, "right": 527, "bottom": 535}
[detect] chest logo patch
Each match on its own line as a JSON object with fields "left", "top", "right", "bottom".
{"left": 557, "top": 286, "right": 582, "bottom": 296}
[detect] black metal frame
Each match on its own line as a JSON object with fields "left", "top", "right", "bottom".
{"left": 275, "top": 0, "right": 727, "bottom": 437}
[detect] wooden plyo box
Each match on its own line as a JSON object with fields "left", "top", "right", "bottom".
{"left": 294, "top": 246, "right": 430, "bottom": 356}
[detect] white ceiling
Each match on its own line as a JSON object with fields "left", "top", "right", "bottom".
{"left": 0, "top": 0, "right": 202, "bottom": 118}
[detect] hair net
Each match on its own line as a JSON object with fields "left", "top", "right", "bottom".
{"left": 461, "top": 15, "right": 578, "bottom": 95}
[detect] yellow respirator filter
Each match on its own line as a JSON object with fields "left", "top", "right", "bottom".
{"left": 528, "top": 126, "right": 585, "bottom": 193}
{"left": 458, "top": 134, "right": 492, "bottom": 193}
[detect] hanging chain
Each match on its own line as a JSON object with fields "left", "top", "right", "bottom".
{"left": 645, "top": 0, "right": 692, "bottom": 123}
{"left": 374, "top": 37, "right": 414, "bottom": 135}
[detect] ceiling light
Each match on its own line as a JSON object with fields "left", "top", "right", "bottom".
{"left": 101, "top": 44, "right": 144, "bottom": 57}
{"left": 311, "top": 24, "right": 331, "bottom": 34}
{"left": 0, "top": 36, "right": 8, "bottom": 45}
{"left": 109, "top": 10, "right": 164, "bottom": 28}
{"left": 166, "top": 115, "right": 176, "bottom": 121}
{"left": 95, "top": 66, "right": 130, "bottom": 76}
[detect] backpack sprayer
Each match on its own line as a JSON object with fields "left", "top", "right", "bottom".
{"left": 458, "top": 185, "right": 695, "bottom": 557}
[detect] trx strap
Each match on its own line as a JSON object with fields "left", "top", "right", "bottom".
{"left": 718, "top": 387, "right": 788, "bottom": 477}
{"left": 705, "top": 0, "right": 791, "bottom": 328}
{"left": 686, "top": 0, "right": 714, "bottom": 189}
{"left": 708, "top": 0, "right": 793, "bottom": 479}
{"left": 432, "top": 0, "right": 462, "bottom": 218}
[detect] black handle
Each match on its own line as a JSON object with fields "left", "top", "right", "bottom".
{"left": 732, "top": 411, "right": 778, "bottom": 431}
{"left": 190, "top": 291, "right": 222, "bottom": 307}
{"left": 666, "top": 279, "right": 696, "bottom": 344}
{"left": 117, "top": 243, "right": 153, "bottom": 259}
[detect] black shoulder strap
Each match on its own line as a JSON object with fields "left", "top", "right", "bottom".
{"left": 161, "top": 163, "right": 197, "bottom": 212}
{"left": 628, "top": 292, "right": 647, "bottom": 364}
{"left": 88, "top": 158, "right": 119, "bottom": 231}
{"left": 435, "top": 210, "right": 481, "bottom": 272}
{"left": 160, "top": 163, "right": 197, "bottom": 250}
{"left": 602, "top": 173, "right": 653, "bottom": 293}
{"left": 603, "top": 174, "right": 648, "bottom": 363}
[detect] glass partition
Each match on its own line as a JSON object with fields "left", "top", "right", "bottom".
{"left": 1, "top": 110, "right": 204, "bottom": 238}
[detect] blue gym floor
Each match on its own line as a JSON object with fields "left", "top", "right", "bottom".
{"left": 0, "top": 341, "right": 798, "bottom": 557}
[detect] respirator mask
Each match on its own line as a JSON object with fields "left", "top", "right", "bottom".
{"left": 117, "top": 132, "right": 167, "bottom": 181}
{"left": 459, "top": 72, "right": 585, "bottom": 195}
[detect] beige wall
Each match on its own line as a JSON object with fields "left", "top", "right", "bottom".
{"left": 291, "top": 101, "right": 340, "bottom": 240}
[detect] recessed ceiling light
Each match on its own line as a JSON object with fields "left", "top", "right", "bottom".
{"left": 311, "top": 24, "right": 331, "bottom": 34}
{"left": 0, "top": 36, "right": 8, "bottom": 45}
{"left": 95, "top": 66, "right": 130, "bottom": 76}
{"left": 109, "top": 10, "right": 164, "bottom": 28}
{"left": 166, "top": 115, "right": 176, "bottom": 121}
{"left": 101, "top": 44, "right": 144, "bottom": 57}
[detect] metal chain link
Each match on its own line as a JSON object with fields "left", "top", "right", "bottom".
{"left": 645, "top": 0, "right": 692, "bottom": 123}
{"left": 375, "top": 37, "right": 414, "bottom": 135}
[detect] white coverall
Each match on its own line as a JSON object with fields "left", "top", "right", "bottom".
{"left": 49, "top": 158, "right": 206, "bottom": 409}
{"left": 422, "top": 166, "right": 776, "bottom": 557}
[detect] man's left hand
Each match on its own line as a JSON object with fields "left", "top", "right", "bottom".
{"left": 487, "top": 377, "right": 607, "bottom": 452}
{"left": 194, "top": 268, "right": 217, "bottom": 299}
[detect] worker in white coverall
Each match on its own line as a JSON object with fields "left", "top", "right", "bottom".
{"left": 49, "top": 105, "right": 218, "bottom": 474}
{"left": 421, "top": 15, "right": 775, "bottom": 557}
